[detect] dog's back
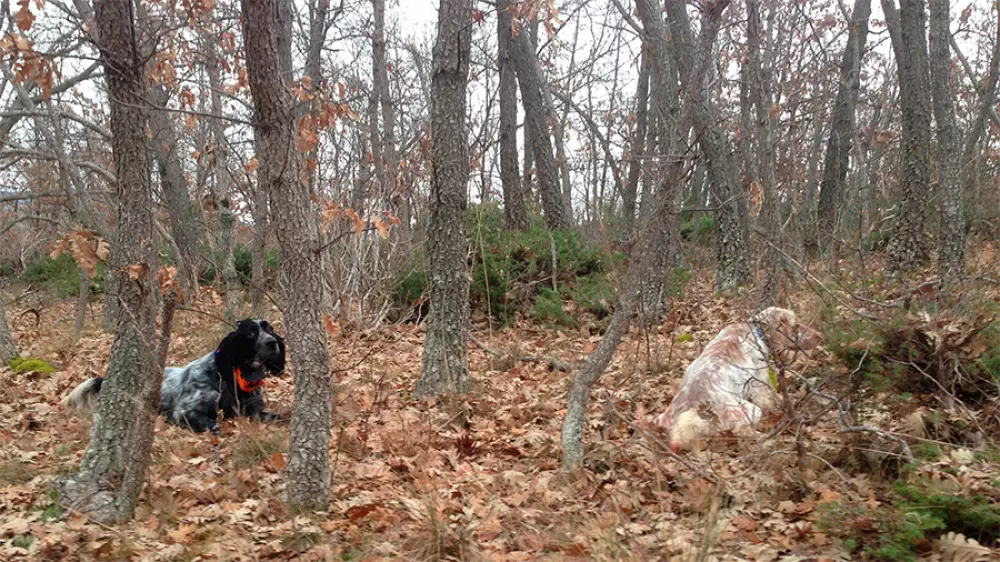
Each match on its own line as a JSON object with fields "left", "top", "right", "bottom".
{"left": 656, "top": 323, "right": 771, "bottom": 451}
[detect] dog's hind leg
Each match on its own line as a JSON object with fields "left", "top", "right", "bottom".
{"left": 177, "top": 406, "right": 221, "bottom": 435}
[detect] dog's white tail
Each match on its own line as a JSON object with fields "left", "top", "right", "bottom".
{"left": 62, "top": 377, "right": 103, "bottom": 410}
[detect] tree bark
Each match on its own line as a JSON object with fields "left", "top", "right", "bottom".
{"left": 746, "top": 0, "right": 781, "bottom": 305}
{"left": 959, "top": 12, "right": 1000, "bottom": 207}
{"left": 0, "top": 288, "right": 19, "bottom": 364}
{"left": 663, "top": 0, "right": 748, "bottom": 292}
{"left": 414, "top": 0, "right": 472, "bottom": 398}
{"left": 816, "top": 0, "right": 872, "bottom": 256}
{"left": 622, "top": 55, "right": 650, "bottom": 244}
{"left": 203, "top": 36, "right": 240, "bottom": 320}
{"left": 561, "top": 0, "right": 684, "bottom": 470}
{"left": 509, "top": 12, "right": 570, "bottom": 230}
{"left": 242, "top": 0, "right": 334, "bottom": 511}
{"left": 928, "top": 0, "right": 963, "bottom": 279}
{"left": 498, "top": 0, "right": 530, "bottom": 231}
{"left": 55, "top": 0, "right": 159, "bottom": 524}
{"left": 148, "top": 86, "right": 199, "bottom": 301}
{"left": 884, "top": 0, "right": 933, "bottom": 271}
{"left": 76, "top": 265, "right": 89, "bottom": 333}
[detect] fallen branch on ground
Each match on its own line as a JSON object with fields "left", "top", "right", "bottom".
{"left": 467, "top": 330, "right": 575, "bottom": 372}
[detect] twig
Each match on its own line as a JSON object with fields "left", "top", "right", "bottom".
{"left": 176, "top": 306, "right": 237, "bottom": 327}
{"left": 467, "top": 330, "right": 575, "bottom": 372}
{"left": 751, "top": 227, "right": 879, "bottom": 320}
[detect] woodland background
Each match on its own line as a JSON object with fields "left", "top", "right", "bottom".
{"left": 1, "top": 0, "right": 1000, "bottom": 560}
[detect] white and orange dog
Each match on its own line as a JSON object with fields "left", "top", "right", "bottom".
{"left": 656, "top": 307, "right": 823, "bottom": 452}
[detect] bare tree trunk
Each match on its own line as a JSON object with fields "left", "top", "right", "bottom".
{"left": 816, "top": 0, "right": 872, "bottom": 256}
{"left": 746, "top": 0, "right": 781, "bottom": 305}
{"left": 959, "top": 10, "right": 1000, "bottom": 219}
{"left": 414, "top": 0, "right": 472, "bottom": 398}
{"left": 55, "top": 0, "right": 159, "bottom": 523}
{"left": 242, "top": 0, "right": 334, "bottom": 511}
{"left": 149, "top": 86, "right": 199, "bottom": 301}
{"left": 801, "top": 82, "right": 828, "bottom": 261}
{"left": 372, "top": 0, "right": 398, "bottom": 213}
{"left": 76, "top": 265, "right": 88, "bottom": 333}
{"left": 204, "top": 35, "right": 240, "bottom": 319}
{"left": 663, "top": 0, "right": 748, "bottom": 292}
{"left": 560, "top": 0, "right": 686, "bottom": 470}
{"left": 509, "top": 13, "right": 569, "bottom": 230}
{"left": 884, "top": 0, "right": 932, "bottom": 272}
{"left": 622, "top": 56, "right": 650, "bottom": 244}
{"left": 498, "top": 0, "right": 529, "bottom": 231}
{"left": 928, "top": 0, "right": 963, "bottom": 279}
{"left": 0, "top": 289, "right": 19, "bottom": 363}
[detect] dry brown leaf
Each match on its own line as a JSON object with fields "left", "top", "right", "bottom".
{"left": 939, "top": 532, "right": 991, "bottom": 562}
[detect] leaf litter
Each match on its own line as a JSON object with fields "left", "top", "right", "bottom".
{"left": 1, "top": 275, "right": 999, "bottom": 560}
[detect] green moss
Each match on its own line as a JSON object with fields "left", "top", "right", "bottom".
{"left": 675, "top": 333, "right": 693, "bottom": 343}
{"left": 9, "top": 357, "right": 56, "bottom": 376}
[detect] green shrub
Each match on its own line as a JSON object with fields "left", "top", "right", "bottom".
{"left": 892, "top": 476, "right": 1000, "bottom": 544}
{"left": 819, "top": 472, "right": 1000, "bottom": 561}
{"left": 200, "top": 244, "right": 278, "bottom": 285}
{"left": 675, "top": 332, "right": 693, "bottom": 343}
{"left": 465, "top": 203, "right": 623, "bottom": 325}
{"left": 680, "top": 213, "right": 715, "bottom": 242}
{"left": 667, "top": 266, "right": 692, "bottom": 299}
{"left": 10, "top": 357, "right": 57, "bottom": 376}
{"left": 567, "top": 275, "right": 615, "bottom": 317}
{"left": 818, "top": 499, "right": 944, "bottom": 561}
{"left": 531, "top": 289, "right": 576, "bottom": 328}
{"left": 21, "top": 253, "right": 105, "bottom": 298}
{"left": 393, "top": 270, "right": 428, "bottom": 308}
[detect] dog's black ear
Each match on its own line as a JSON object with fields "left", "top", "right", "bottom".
{"left": 216, "top": 322, "right": 256, "bottom": 368}
{"left": 268, "top": 331, "right": 286, "bottom": 374}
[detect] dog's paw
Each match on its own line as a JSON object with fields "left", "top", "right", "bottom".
{"left": 256, "top": 411, "right": 281, "bottom": 423}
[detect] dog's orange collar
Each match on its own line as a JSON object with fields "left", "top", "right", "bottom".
{"left": 215, "top": 349, "right": 265, "bottom": 393}
{"left": 234, "top": 366, "right": 264, "bottom": 393}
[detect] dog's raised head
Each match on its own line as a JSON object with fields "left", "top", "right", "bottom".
{"left": 216, "top": 319, "right": 286, "bottom": 385}
{"left": 750, "top": 307, "right": 822, "bottom": 358}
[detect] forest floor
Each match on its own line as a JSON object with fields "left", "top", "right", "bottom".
{"left": 1, "top": 266, "right": 1000, "bottom": 561}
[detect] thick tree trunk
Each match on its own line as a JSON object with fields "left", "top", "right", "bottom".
{"left": 884, "top": 0, "right": 932, "bottom": 271}
{"left": 509, "top": 15, "right": 569, "bottom": 230}
{"left": 55, "top": 0, "right": 159, "bottom": 524}
{"left": 0, "top": 289, "right": 19, "bottom": 364}
{"left": 149, "top": 86, "right": 199, "bottom": 301}
{"left": 414, "top": 0, "right": 472, "bottom": 398}
{"left": 242, "top": 0, "right": 334, "bottom": 511}
{"left": 663, "top": 0, "right": 748, "bottom": 292}
{"left": 634, "top": 0, "right": 684, "bottom": 326}
{"left": 497, "top": 1, "right": 529, "bottom": 231}
{"left": 816, "top": 0, "right": 872, "bottom": 256}
{"left": 928, "top": 0, "right": 963, "bottom": 279}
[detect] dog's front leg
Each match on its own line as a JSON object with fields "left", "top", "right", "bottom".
{"left": 240, "top": 389, "right": 279, "bottom": 423}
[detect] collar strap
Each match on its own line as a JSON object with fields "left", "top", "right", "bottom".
{"left": 215, "top": 349, "right": 265, "bottom": 393}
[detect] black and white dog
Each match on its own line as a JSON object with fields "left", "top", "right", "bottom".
{"left": 63, "top": 319, "right": 286, "bottom": 435}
